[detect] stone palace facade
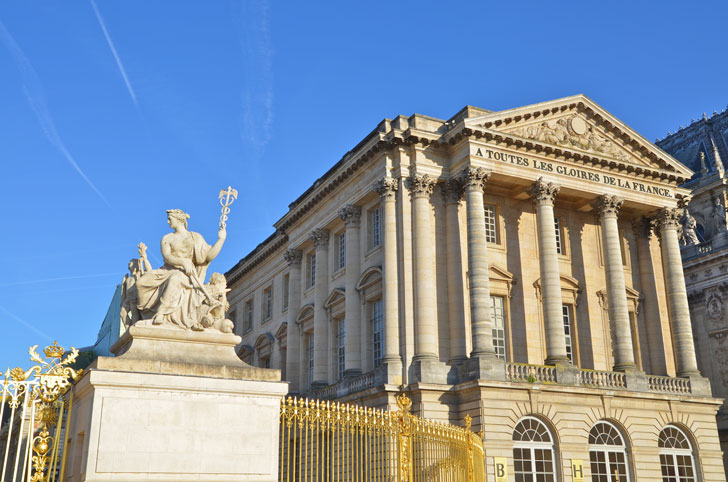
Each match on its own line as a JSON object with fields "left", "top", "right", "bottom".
{"left": 657, "top": 108, "right": 728, "bottom": 472}
{"left": 226, "top": 96, "right": 725, "bottom": 481}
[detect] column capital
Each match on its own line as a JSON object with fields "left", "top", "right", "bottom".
{"left": 374, "top": 177, "right": 399, "bottom": 201}
{"left": 310, "top": 228, "right": 330, "bottom": 249}
{"left": 338, "top": 205, "right": 362, "bottom": 227}
{"left": 440, "top": 179, "right": 464, "bottom": 204}
{"left": 527, "top": 177, "right": 560, "bottom": 206}
{"left": 284, "top": 248, "right": 302, "bottom": 266}
{"left": 655, "top": 207, "right": 682, "bottom": 230}
{"left": 457, "top": 167, "right": 491, "bottom": 193}
{"left": 591, "top": 195, "right": 624, "bottom": 219}
{"left": 631, "top": 217, "right": 654, "bottom": 239}
{"left": 406, "top": 174, "right": 437, "bottom": 198}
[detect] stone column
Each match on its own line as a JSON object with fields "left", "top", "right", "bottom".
{"left": 284, "top": 249, "right": 302, "bottom": 392}
{"left": 310, "top": 228, "right": 330, "bottom": 387}
{"left": 339, "top": 205, "right": 362, "bottom": 377}
{"left": 527, "top": 178, "right": 569, "bottom": 366}
{"left": 459, "top": 167, "right": 497, "bottom": 359}
{"left": 632, "top": 217, "right": 666, "bottom": 375}
{"left": 592, "top": 195, "right": 636, "bottom": 372}
{"left": 375, "top": 178, "right": 402, "bottom": 378}
{"left": 441, "top": 180, "right": 467, "bottom": 364}
{"left": 656, "top": 208, "right": 700, "bottom": 376}
{"left": 407, "top": 174, "right": 438, "bottom": 360}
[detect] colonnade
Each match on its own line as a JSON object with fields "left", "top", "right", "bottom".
{"left": 282, "top": 170, "right": 701, "bottom": 392}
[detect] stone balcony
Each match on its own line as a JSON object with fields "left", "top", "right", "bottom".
{"left": 303, "top": 361, "right": 712, "bottom": 400}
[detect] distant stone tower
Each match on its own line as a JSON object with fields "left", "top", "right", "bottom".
{"left": 658, "top": 107, "right": 728, "bottom": 471}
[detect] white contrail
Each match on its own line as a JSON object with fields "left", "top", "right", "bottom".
{"left": 89, "top": 0, "right": 137, "bottom": 106}
{"left": 0, "top": 20, "right": 111, "bottom": 207}
{"left": 0, "top": 305, "right": 54, "bottom": 342}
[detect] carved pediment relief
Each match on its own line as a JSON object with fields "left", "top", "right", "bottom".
{"left": 503, "top": 114, "right": 654, "bottom": 168}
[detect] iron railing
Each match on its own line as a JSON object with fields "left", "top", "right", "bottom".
{"left": 278, "top": 393, "right": 484, "bottom": 482}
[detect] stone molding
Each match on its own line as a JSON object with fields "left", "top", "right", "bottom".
{"left": 526, "top": 177, "right": 560, "bottom": 205}
{"left": 406, "top": 174, "right": 437, "bottom": 198}
{"left": 310, "top": 228, "right": 330, "bottom": 249}
{"left": 457, "top": 167, "right": 491, "bottom": 193}
{"left": 338, "top": 205, "right": 362, "bottom": 227}
{"left": 591, "top": 195, "right": 624, "bottom": 219}
{"left": 440, "top": 179, "right": 464, "bottom": 204}
{"left": 374, "top": 177, "right": 398, "bottom": 201}
{"left": 656, "top": 207, "right": 683, "bottom": 230}
{"left": 284, "top": 248, "right": 302, "bottom": 266}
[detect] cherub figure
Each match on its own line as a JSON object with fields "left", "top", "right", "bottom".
{"left": 120, "top": 243, "right": 152, "bottom": 328}
{"left": 195, "top": 272, "right": 234, "bottom": 333}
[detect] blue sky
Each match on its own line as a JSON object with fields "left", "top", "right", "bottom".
{"left": 1, "top": 1, "right": 726, "bottom": 370}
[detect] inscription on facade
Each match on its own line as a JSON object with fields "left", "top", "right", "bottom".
{"left": 473, "top": 147, "right": 673, "bottom": 198}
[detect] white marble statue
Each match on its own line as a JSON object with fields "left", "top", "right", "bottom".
{"left": 122, "top": 188, "right": 238, "bottom": 333}
{"left": 711, "top": 197, "right": 728, "bottom": 237}
{"left": 681, "top": 211, "right": 700, "bottom": 246}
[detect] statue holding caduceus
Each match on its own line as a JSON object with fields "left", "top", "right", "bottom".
{"left": 121, "top": 187, "right": 238, "bottom": 333}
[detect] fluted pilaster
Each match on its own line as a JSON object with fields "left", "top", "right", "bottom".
{"left": 441, "top": 179, "right": 467, "bottom": 364}
{"left": 310, "top": 228, "right": 330, "bottom": 386}
{"left": 339, "top": 204, "right": 362, "bottom": 376}
{"left": 283, "top": 249, "right": 302, "bottom": 391}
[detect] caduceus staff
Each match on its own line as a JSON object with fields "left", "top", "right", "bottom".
{"left": 219, "top": 186, "right": 238, "bottom": 229}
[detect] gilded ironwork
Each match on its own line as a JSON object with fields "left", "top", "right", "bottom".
{"left": 279, "top": 393, "right": 485, "bottom": 482}
{"left": 1, "top": 342, "right": 81, "bottom": 482}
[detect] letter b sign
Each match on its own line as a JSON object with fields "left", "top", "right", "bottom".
{"left": 494, "top": 457, "right": 508, "bottom": 482}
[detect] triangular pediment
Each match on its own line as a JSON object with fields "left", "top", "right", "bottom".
{"left": 465, "top": 95, "right": 693, "bottom": 179}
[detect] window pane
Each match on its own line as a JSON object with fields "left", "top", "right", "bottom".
{"left": 337, "top": 320, "right": 345, "bottom": 379}
{"left": 491, "top": 296, "right": 506, "bottom": 360}
{"left": 372, "top": 300, "right": 383, "bottom": 368}
{"left": 554, "top": 217, "right": 564, "bottom": 255}
{"left": 484, "top": 204, "right": 498, "bottom": 243}
{"left": 562, "top": 305, "right": 573, "bottom": 363}
{"left": 338, "top": 232, "right": 346, "bottom": 270}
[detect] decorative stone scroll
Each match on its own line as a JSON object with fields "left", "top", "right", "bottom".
{"left": 526, "top": 177, "right": 560, "bottom": 205}
{"left": 339, "top": 205, "right": 362, "bottom": 226}
{"left": 375, "top": 177, "right": 398, "bottom": 200}
{"left": 310, "top": 228, "right": 330, "bottom": 248}
{"left": 284, "top": 248, "right": 302, "bottom": 266}
{"left": 591, "top": 195, "right": 624, "bottom": 219}
{"left": 406, "top": 174, "right": 437, "bottom": 198}
{"left": 457, "top": 167, "right": 491, "bottom": 193}
{"left": 121, "top": 200, "right": 235, "bottom": 334}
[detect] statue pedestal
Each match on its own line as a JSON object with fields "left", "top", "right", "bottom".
{"left": 65, "top": 326, "right": 288, "bottom": 482}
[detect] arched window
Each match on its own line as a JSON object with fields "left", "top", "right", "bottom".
{"left": 589, "top": 421, "right": 630, "bottom": 482}
{"left": 659, "top": 425, "right": 697, "bottom": 482}
{"left": 512, "top": 417, "right": 557, "bottom": 482}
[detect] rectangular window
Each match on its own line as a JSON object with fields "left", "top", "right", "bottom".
{"left": 228, "top": 309, "right": 237, "bottom": 331}
{"left": 337, "top": 232, "right": 346, "bottom": 270}
{"left": 562, "top": 304, "right": 573, "bottom": 363}
{"left": 370, "top": 207, "right": 382, "bottom": 248}
{"left": 337, "top": 319, "right": 346, "bottom": 380}
{"left": 484, "top": 204, "right": 499, "bottom": 244}
{"left": 263, "top": 286, "right": 272, "bottom": 321}
{"left": 261, "top": 357, "right": 271, "bottom": 369}
{"left": 372, "top": 300, "right": 383, "bottom": 368}
{"left": 554, "top": 217, "right": 564, "bottom": 255}
{"left": 244, "top": 299, "right": 253, "bottom": 332}
{"left": 307, "top": 334, "right": 314, "bottom": 387}
{"left": 307, "top": 253, "right": 316, "bottom": 288}
{"left": 490, "top": 296, "right": 506, "bottom": 360}
{"left": 282, "top": 274, "right": 289, "bottom": 311}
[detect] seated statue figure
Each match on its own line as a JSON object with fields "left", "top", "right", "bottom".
{"left": 135, "top": 209, "right": 227, "bottom": 330}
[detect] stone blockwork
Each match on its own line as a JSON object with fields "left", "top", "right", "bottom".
{"left": 226, "top": 96, "right": 724, "bottom": 481}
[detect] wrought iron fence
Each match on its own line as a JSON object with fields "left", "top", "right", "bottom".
{"left": 279, "top": 393, "right": 485, "bottom": 482}
{"left": 1, "top": 342, "right": 81, "bottom": 482}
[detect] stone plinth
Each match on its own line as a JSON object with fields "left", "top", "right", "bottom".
{"left": 65, "top": 327, "right": 288, "bottom": 482}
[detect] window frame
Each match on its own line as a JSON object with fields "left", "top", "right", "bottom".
{"left": 282, "top": 273, "right": 290, "bottom": 312}
{"left": 491, "top": 295, "right": 507, "bottom": 360}
{"left": 336, "top": 318, "right": 346, "bottom": 380}
{"left": 658, "top": 425, "right": 697, "bottom": 482}
{"left": 262, "top": 286, "right": 273, "bottom": 322}
{"left": 306, "top": 332, "right": 314, "bottom": 388}
{"left": 371, "top": 299, "right": 383, "bottom": 368}
{"left": 244, "top": 299, "right": 254, "bottom": 333}
{"left": 484, "top": 203, "right": 499, "bottom": 244}
{"left": 512, "top": 416, "right": 558, "bottom": 482}
{"left": 563, "top": 304, "right": 575, "bottom": 364}
{"left": 554, "top": 217, "right": 565, "bottom": 255}
{"left": 337, "top": 232, "right": 346, "bottom": 271}
{"left": 588, "top": 421, "right": 631, "bottom": 482}
{"left": 369, "top": 206, "right": 382, "bottom": 249}
{"left": 307, "top": 252, "right": 316, "bottom": 289}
